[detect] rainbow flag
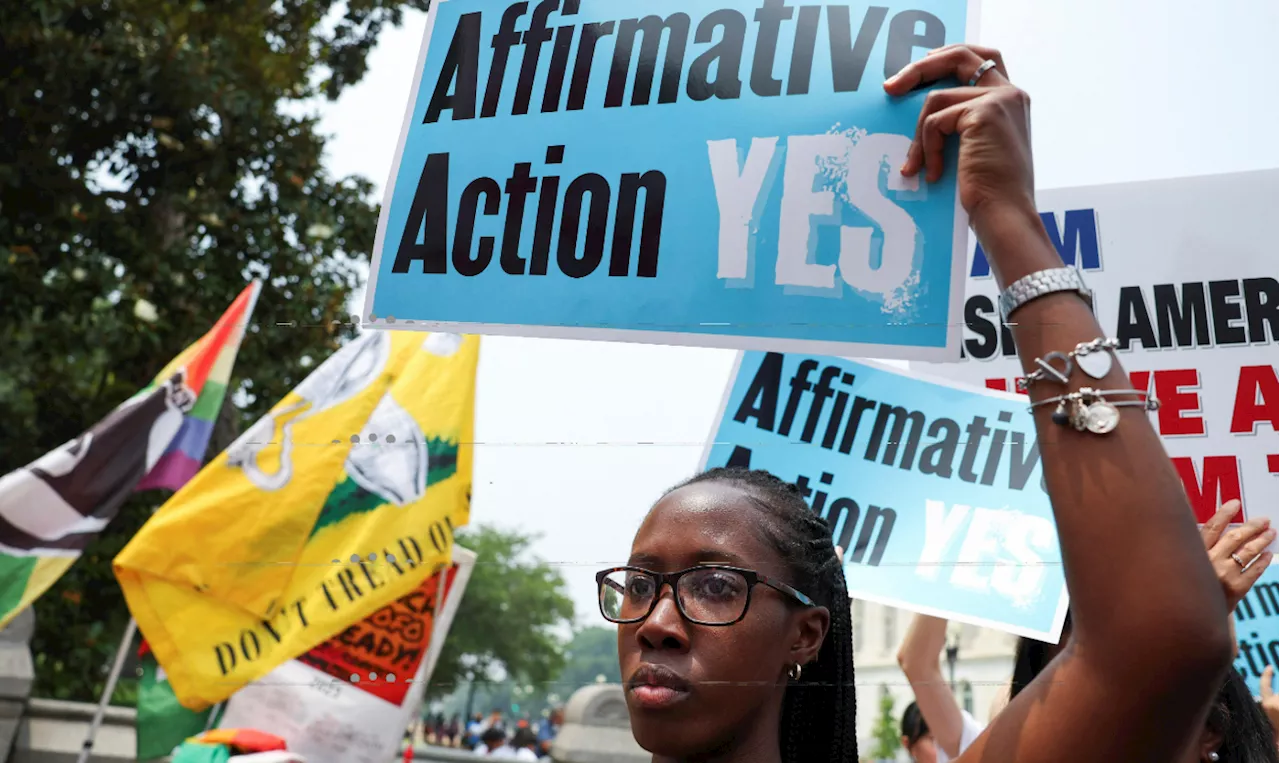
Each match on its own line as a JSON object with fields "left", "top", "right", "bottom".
{"left": 0, "top": 282, "right": 259, "bottom": 629}
{"left": 136, "top": 283, "right": 261, "bottom": 491}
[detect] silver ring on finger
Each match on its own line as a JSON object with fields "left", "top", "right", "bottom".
{"left": 1230, "top": 552, "right": 1247, "bottom": 569}
{"left": 1241, "top": 553, "right": 1261, "bottom": 573}
{"left": 968, "top": 59, "right": 998, "bottom": 87}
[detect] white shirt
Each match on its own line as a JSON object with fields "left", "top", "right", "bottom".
{"left": 511, "top": 749, "right": 539, "bottom": 761}
{"left": 936, "top": 710, "right": 985, "bottom": 763}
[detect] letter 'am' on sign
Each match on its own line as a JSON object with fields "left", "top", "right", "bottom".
{"left": 359, "top": 0, "right": 981, "bottom": 362}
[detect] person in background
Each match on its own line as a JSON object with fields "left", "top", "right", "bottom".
{"left": 896, "top": 616, "right": 985, "bottom": 763}
{"left": 464, "top": 713, "right": 485, "bottom": 750}
{"left": 900, "top": 701, "right": 937, "bottom": 763}
{"left": 443, "top": 714, "right": 462, "bottom": 747}
{"left": 473, "top": 728, "right": 507, "bottom": 757}
{"left": 484, "top": 709, "right": 506, "bottom": 737}
{"left": 537, "top": 707, "right": 563, "bottom": 758}
{"left": 505, "top": 728, "right": 540, "bottom": 761}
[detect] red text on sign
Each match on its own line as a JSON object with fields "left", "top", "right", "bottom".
{"left": 1230, "top": 365, "right": 1279, "bottom": 434}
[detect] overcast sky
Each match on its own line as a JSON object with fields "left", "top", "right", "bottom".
{"left": 313, "top": 0, "right": 1279, "bottom": 625}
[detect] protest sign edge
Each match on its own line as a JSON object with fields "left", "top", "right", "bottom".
{"left": 850, "top": 584, "right": 1068, "bottom": 644}
{"left": 417, "top": 545, "right": 476, "bottom": 687}
{"left": 698, "top": 351, "right": 747, "bottom": 474}
{"left": 361, "top": 320, "right": 963, "bottom": 362}
{"left": 362, "top": 0, "right": 444, "bottom": 323}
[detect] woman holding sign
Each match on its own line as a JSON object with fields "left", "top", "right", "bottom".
{"left": 597, "top": 42, "right": 1258, "bottom": 763}
{"left": 884, "top": 42, "right": 1259, "bottom": 763}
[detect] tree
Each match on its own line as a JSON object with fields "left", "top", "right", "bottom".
{"left": 552, "top": 626, "right": 621, "bottom": 699}
{"left": 0, "top": 0, "right": 429, "bottom": 702}
{"left": 869, "top": 689, "right": 901, "bottom": 761}
{"left": 429, "top": 526, "right": 576, "bottom": 717}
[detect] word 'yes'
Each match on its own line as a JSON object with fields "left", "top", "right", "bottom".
{"left": 918, "top": 499, "right": 1056, "bottom": 606}
{"left": 709, "top": 134, "right": 922, "bottom": 295}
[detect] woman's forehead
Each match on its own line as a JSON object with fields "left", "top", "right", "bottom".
{"left": 630, "top": 482, "right": 782, "bottom": 569}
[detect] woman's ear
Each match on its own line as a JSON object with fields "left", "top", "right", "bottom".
{"left": 900, "top": 735, "right": 911, "bottom": 751}
{"left": 1196, "top": 726, "right": 1223, "bottom": 762}
{"left": 789, "top": 605, "right": 831, "bottom": 665}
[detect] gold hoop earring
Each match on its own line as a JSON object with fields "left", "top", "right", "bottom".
{"left": 788, "top": 663, "right": 802, "bottom": 680}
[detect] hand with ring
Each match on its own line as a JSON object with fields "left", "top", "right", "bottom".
{"left": 1199, "top": 500, "right": 1275, "bottom": 611}
{"left": 883, "top": 44, "right": 1035, "bottom": 268}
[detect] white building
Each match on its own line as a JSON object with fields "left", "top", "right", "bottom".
{"left": 850, "top": 600, "right": 1019, "bottom": 761}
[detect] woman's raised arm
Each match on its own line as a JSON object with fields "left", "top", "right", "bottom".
{"left": 897, "top": 614, "right": 968, "bottom": 758}
{"left": 884, "top": 45, "right": 1235, "bottom": 762}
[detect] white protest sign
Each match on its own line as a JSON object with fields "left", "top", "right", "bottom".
{"left": 913, "top": 170, "right": 1278, "bottom": 548}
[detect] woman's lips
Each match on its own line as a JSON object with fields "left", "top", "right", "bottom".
{"left": 626, "top": 663, "right": 693, "bottom": 710}
{"left": 629, "top": 683, "right": 690, "bottom": 709}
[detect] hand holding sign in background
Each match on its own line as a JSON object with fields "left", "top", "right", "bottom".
{"left": 1200, "top": 501, "right": 1275, "bottom": 612}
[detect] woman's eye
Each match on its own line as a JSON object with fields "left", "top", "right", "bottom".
{"left": 697, "top": 574, "right": 740, "bottom": 598}
{"left": 626, "top": 578, "right": 654, "bottom": 597}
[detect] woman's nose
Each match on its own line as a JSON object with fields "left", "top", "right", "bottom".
{"left": 634, "top": 587, "right": 690, "bottom": 651}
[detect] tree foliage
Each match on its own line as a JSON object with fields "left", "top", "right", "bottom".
{"left": 553, "top": 626, "right": 620, "bottom": 697}
{"left": 0, "top": 0, "right": 429, "bottom": 701}
{"left": 428, "top": 526, "right": 576, "bottom": 702}
{"left": 869, "top": 690, "right": 901, "bottom": 760}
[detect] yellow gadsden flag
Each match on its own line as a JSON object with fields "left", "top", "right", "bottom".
{"left": 114, "top": 331, "right": 478, "bottom": 709}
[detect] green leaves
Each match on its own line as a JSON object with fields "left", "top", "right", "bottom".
{"left": 427, "top": 526, "right": 577, "bottom": 700}
{"left": 0, "top": 0, "right": 425, "bottom": 704}
{"left": 869, "top": 690, "right": 901, "bottom": 759}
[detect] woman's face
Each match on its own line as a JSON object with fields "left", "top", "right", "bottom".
{"left": 902, "top": 733, "right": 938, "bottom": 763}
{"left": 617, "top": 481, "right": 828, "bottom": 758}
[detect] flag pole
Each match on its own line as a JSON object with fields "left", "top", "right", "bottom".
{"left": 203, "top": 702, "right": 223, "bottom": 732}
{"left": 77, "top": 617, "right": 138, "bottom": 763}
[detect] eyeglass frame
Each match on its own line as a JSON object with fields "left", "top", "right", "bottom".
{"left": 594, "top": 564, "right": 817, "bottom": 627}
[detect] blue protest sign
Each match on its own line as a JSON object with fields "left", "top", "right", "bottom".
{"left": 362, "top": 0, "right": 977, "bottom": 360}
{"left": 1234, "top": 563, "right": 1278, "bottom": 697}
{"left": 701, "top": 351, "right": 1070, "bottom": 641}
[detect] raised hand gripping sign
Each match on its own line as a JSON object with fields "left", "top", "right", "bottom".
{"left": 363, "top": 0, "right": 979, "bottom": 360}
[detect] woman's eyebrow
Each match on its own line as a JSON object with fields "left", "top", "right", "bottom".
{"left": 625, "top": 549, "right": 748, "bottom": 566}
{"left": 691, "top": 549, "right": 747, "bottom": 565}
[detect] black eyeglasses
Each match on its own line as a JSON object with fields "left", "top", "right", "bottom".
{"left": 595, "top": 565, "right": 816, "bottom": 626}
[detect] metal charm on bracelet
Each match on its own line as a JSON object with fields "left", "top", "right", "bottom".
{"left": 1070, "top": 338, "right": 1120, "bottom": 380}
{"left": 1029, "top": 387, "right": 1160, "bottom": 435}
{"left": 1016, "top": 352, "right": 1073, "bottom": 392}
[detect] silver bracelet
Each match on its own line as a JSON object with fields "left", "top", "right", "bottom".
{"left": 1017, "top": 337, "right": 1120, "bottom": 392}
{"left": 998, "top": 266, "right": 1093, "bottom": 322}
{"left": 1070, "top": 337, "right": 1119, "bottom": 379}
{"left": 1028, "top": 387, "right": 1160, "bottom": 435}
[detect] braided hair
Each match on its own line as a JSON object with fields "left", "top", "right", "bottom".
{"left": 669, "top": 467, "right": 859, "bottom": 763}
